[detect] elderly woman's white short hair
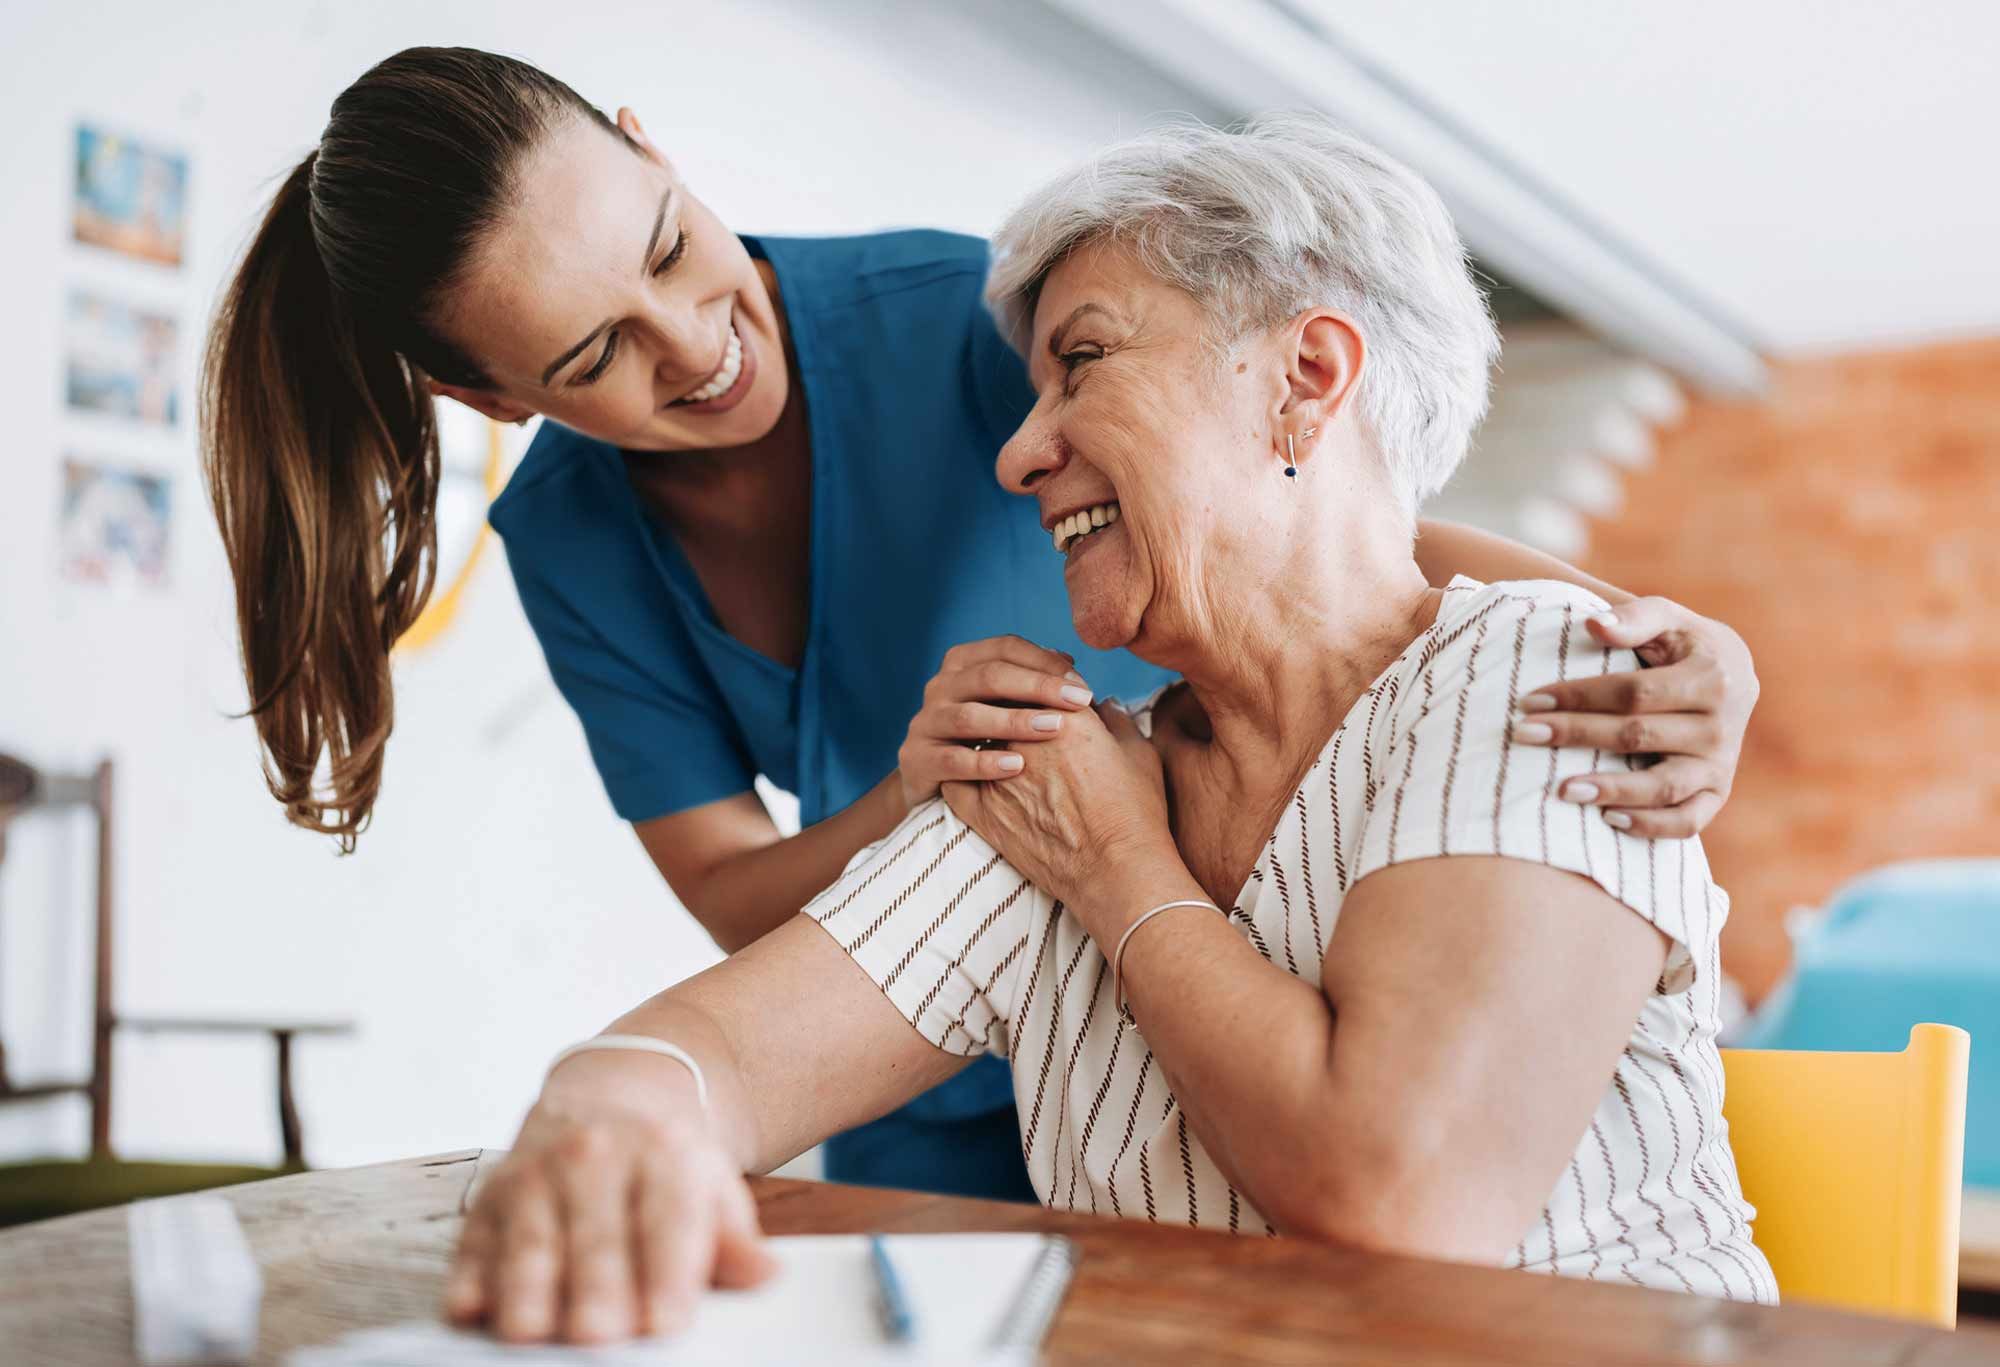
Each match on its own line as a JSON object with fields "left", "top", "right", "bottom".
{"left": 987, "top": 114, "right": 1499, "bottom": 512}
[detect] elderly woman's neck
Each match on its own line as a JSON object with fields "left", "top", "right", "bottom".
{"left": 1165, "top": 526, "right": 1441, "bottom": 781}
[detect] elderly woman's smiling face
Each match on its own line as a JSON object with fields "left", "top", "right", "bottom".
{"left": 998, "top": 240, "right": 1335, "bottom": 655}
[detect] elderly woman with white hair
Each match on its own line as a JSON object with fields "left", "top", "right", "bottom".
{"left": 449, "top": 115, "right": 1777, "bottom": 1344}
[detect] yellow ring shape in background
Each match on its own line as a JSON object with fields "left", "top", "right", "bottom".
{"left": 397, "top": 418, "right": 507, "bottom": 654}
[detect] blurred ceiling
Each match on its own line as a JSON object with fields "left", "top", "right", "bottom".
{"left": 1255, "top": 2, "right": 1998, "bottom": 356}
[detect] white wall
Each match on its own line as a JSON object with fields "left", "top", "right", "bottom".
{"left": 1300, "top": 1, "right": 2000, "bottom": 354}
{"left": 0, "top": 0, "right": 1213, "bottom": 1167}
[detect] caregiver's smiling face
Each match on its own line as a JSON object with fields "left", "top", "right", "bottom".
{"left": 997, "top": 240, "right": 1282, "bottom": 655}
{"left": 439, "top": 115, "right": 791, "bottom": 452}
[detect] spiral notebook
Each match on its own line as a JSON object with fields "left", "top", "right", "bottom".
{"left": 291, "top": 1232, "right": 1077, "bottom": 1366}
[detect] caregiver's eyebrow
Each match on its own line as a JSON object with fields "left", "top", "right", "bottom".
{"left": 539, "top": 186, "right": 676, "bottom": 385}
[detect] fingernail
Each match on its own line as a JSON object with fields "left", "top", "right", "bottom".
{"left": 1064, "top": 670, "right": 1087, "bottom": 686}
{"left": 1589, "top": 613, "right": 1619, "bottom": 632}
{"left": 1562, "top": 782, "right": 1599, "bottom": 804}
{"left": 1511, "top": 721, "right": 1553, "bottom": 745}
{"left": 1061, "top": 684, "right": 1093, "bottom": 706}
{"left": 1031, "top": 713, "right": 1062, "bottom": 732}
{"left": 995, "top": 753, "right": 1024, "bottom": 772}
{"left": 1604, "top": 811, "right": 1633, "bottom": 830}
{"left": 1517, "top": 693, "right": 1557, "bottom": 713}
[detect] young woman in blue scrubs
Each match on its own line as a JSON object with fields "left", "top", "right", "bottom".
{"left": 203, "top": 49, "right": 1762, "bottom": 1202}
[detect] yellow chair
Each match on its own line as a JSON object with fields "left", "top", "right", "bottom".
{"left": 1720, "top": 1022, "right": 1970, "bottom": 1326}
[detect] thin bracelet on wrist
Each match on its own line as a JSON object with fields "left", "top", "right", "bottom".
{"left": 1111, "top": 899, "right": 1224, "bottom": 1019}
{"left": 546, "top": 1034, "right": 710, "bottom": 1111}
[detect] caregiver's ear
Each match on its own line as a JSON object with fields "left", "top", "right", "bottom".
{"left": 427, "top": 379, "right": 534, "bottom": 427}
{"left": 615, "top": 107, "right": 675, "bottom": 171}
{"left": 1282, "top": 310, "right": 1367, "bottom": 425}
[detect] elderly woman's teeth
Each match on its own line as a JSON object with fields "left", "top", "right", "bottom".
{"left": 675, "top": 325, "right": 743, "bottom": 405}
{"left": 1052, "top": 502, "right": 1120, "bottom": 553}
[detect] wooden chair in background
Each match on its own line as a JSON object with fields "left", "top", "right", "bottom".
{"left": 0, "top": 754, "right": 353, "bottom": 1225}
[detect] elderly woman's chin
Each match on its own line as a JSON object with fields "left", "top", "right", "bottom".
{"left": 1062, "top": 524, "right": 1144, "bottom": 649}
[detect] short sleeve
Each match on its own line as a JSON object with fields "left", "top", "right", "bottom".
{"left": 803, "top": 800, "right": 1050, "bottom": 1058}
{"left": 505, "top": 551, "right": 756, "bottom": 823}
{"left": 1351, "top": 585, "right": 1710, "bottom": 994}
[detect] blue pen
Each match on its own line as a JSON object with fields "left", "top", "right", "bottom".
{"left": 868, "top": 1235, "right": 917, "bottom": 1343}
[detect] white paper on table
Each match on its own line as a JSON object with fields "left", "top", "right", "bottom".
{"left": 130, "top": 1194, "right": 263, "bottom": 1366}
{"left": 289, "top": 1233, "right": 1065, "bottom": 1366}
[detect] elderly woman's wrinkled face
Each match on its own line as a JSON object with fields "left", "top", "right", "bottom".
{"left": 998, "top": 241, "right": 1284, "bottom": 653}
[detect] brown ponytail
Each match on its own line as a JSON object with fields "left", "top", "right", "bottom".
{"left": 201, "top": 48, "right": 629, "bottom": 849}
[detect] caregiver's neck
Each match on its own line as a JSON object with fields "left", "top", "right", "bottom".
{"left": 1154, "top": 480, "right": 1442, "bottom": 791}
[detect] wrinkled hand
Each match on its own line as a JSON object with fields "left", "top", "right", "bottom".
{"left": 897, "top": 636, "right": 1098, "bottom": 812}
{"left": 445, "top": 1059, "right": 774, "bottom": 1345}
{"left": 1512, "top": 596, "right": 1759, "bottom": 838}
{"left": 941, "top": 700, "right": 1171, "bottom": 923}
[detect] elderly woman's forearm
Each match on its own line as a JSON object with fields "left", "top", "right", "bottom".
{"left": 1104, "top": 887, "right": 1378, "bottom": 1236}
{"left": 1412, "top": 519, "right": 1632, "bottom": 605}
{"left": 548, "top": 910, "right": 966, "bottom": 1178}
{"left": 1103, "top": 873, "right": 1532, "bottom": 1256}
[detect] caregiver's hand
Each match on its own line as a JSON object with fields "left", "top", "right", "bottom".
{"left": 942, "top": 700, "right": 1172, "bottom": 923}
{"left": 897, "top": 635, "right": 1097, "bottom": 810}
{"left": 445, "top": 1057, "right": 773, "bottom": 1344}
{"left": 1511, "top": 596, "right": 1759, "bottom": 839}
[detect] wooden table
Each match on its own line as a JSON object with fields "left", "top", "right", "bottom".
{"left": 2, "top": 1151, "right": 1997, "bottom": 1366}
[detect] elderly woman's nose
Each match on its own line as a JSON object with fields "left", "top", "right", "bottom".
{"left": 996, "top": 412, "right": 1067, "bottom": 493}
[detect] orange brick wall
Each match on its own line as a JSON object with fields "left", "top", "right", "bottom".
{"left": 1583, "top": 336, "right": 2000, "bottom": 1000}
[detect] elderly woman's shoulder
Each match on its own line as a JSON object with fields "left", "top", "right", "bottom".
{"left": 1404, "top": 576, "right": 1632, "bottom": 693}
{"left": 1434, "top": 575, "right": 1619, "bottom": 636}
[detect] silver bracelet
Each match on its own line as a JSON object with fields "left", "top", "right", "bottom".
{"left": 1111, "top": 900, "right": 1224, "bottom": 1018}
{"left": 546, "top": 1034, "right": 709, "bottom": 1111}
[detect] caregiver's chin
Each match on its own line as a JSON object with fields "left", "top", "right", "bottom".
{"left": 430, "top": 109, "right": 791, "bottom": 455}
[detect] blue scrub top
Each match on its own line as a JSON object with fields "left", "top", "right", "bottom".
{"left": 489, "top": 229, "right": 1171, "bottom": 1129}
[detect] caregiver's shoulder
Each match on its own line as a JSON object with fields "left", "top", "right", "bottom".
{"left": 766, "top": 227, "right": 994, "bottom": 302}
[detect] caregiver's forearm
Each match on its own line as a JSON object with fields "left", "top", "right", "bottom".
{"left": 1412, "top": 518, "right": 1632, "bottom": 605}
{"left": 635, "top": 775, "right": 910, "bottom": 954}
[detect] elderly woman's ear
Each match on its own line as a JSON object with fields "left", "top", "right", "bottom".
{"left": 1277, "top": 310, "right": 1367, "bottom": 473}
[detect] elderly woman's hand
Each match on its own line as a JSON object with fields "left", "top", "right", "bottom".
{"left": 1510, "top": 596, "right": 1759, "bottom": 839}
{"left": 941, "top": 699, "right": 1172, "bottom": 920}
{"left": 896, "top": 636, "right": 1097, "bottom": 812}
{"left": 446, "top": 1056, "right": 773, "bottom": 1344}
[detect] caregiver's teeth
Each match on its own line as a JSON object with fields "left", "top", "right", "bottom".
{"left": 1052, "top": 502, "right": 1121, "bottom": 553}
{"left": 679, "top": 326, "right": 743, "bottom": 404}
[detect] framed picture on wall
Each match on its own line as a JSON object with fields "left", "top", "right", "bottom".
{"left": 57, "top": 456, "right": 172, "bottom": 590}
{"left": 64, "top": 290, "right": 179, "bottom": 426}
{"left": 72, "top": 124, "right": 188, "bottom": 268}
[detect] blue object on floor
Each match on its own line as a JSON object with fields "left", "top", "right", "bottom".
{"left": 1738, "top": 859, "right": 1998, "bottom": 1187}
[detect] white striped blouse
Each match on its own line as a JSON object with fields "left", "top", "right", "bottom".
{"left": 805, "top": 577, "right": 1777, "bottom": 1302}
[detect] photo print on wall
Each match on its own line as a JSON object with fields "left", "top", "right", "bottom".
{"left": 64, "top": 290, "right": 179, "bottom": 426}
{"left": 58, "top": 456, "right": 172, "bottom": 590}
{"left": 72, "top": 124, "right": 188, "bottom": 268}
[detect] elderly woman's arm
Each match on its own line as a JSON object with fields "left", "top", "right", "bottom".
{"left": 447, "top": 916, "right": 966, "bottom": 1344}
{"left": 1090, "top": 851, "right": 1665, "bottom": 1258}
